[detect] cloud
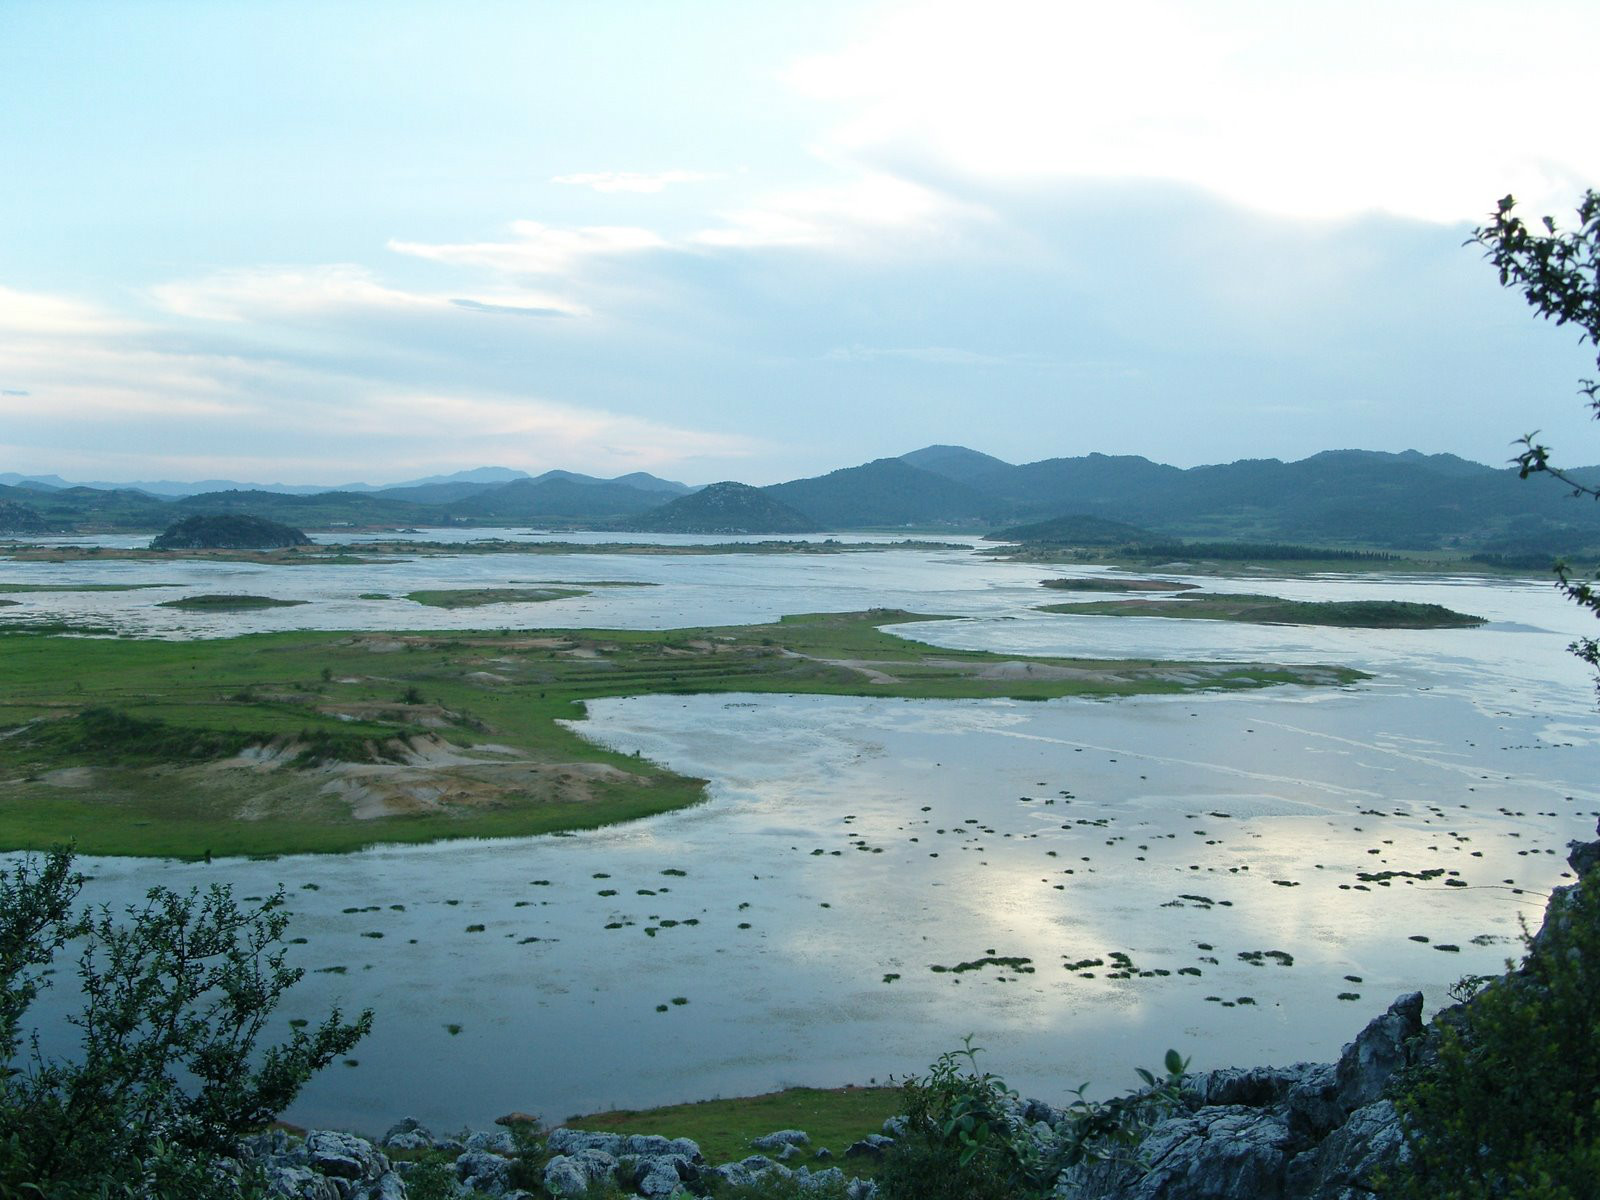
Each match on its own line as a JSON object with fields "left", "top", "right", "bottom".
{"left": 786, "top": 0, "right": 1600, "bottom": 223}
{"left": 389, "top": 221, "right": 668, "bottom": 275}
{"left": 151, "top": 265, "right": 585, "bottom": 323}
{"left": 449, "top": 298, "right": 573, "bottom": 318}
{"left": 0, "top": 281, "right": 758, "bottom": 482}
{"left": 552, "top": 169, "right": 722, "bottom": 194}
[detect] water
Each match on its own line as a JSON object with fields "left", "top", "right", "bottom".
{"left": 4, "top": 538, "right": 1596, "bottom": 1133}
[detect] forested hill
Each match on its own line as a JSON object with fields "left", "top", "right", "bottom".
{"left": 8, "top": 446, "right": 1600, "bottom": 555}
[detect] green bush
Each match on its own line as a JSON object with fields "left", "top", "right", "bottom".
{"left": 1389, "top": 870, "right": 1600, "bottom": 1199}
{"left": 0, "top": 847, "right": 371, "bottom": 1199}
{"left": 876, "top": 1037, "right": 1189, "bottom": 1200}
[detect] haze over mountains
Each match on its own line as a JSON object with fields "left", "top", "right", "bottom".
{"left": 4, "top": 446, "right": 1600, "bottom": 555}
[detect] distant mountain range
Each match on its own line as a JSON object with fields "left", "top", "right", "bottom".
{"left": 5, "top": 446, "right": 1600, "bottom": 556}
{"left": 0, "top": 466, "right": 692, "bottom": 499}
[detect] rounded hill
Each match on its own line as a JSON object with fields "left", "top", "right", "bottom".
{"left": 150, "top": 513, "right": 313, "bottom": 550}
{"left": 627, "top": 482, "right": 820, "bottom": 534}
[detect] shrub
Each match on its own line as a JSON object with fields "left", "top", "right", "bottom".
{"left": 0, "top": 847, "right": 372, "bottom": 1199}
{"left": 1389, "top": 869, "right": 1600, "bottom": 1199}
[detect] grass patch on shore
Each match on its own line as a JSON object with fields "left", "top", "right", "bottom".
{"left": 403, "top": 587, "right": 588, "bottom": 608}
{"left": 1038, "top": 593, "right": 1485, "bottom": 628}
{"left": 157, "top": 593, "right": 309, "bottom": 611}
{"left": 565, "top": 1085, "right": 900, "bottom": 1166}
{"left": 0, "top": 610, "right": 1362, "bottom": 857}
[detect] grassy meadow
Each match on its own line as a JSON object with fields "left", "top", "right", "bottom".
{"left": 0, "top": 610, "right": 1362, "bottom": 858}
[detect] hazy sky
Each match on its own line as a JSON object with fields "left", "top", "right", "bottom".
{"left": 4, "top": 0, "right": 1599, "bottom": 486}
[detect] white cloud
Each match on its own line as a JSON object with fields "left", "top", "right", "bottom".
{"left": 0, "top": 285, "right": 138, "bottom": 336}
{"left": 389, "top": 221, "right": 668, "bottom": 275}
{"left": 0, "top": 280, "right": 758, "bottom": 482}
{"left": 786, "top": 0, "right": 1600, "bottom": 223}
{"left": 552, "top": 169, "right": 723, "bottom": 194}
{"left": 151, "top": 265, "right": 585, "bottom": 322}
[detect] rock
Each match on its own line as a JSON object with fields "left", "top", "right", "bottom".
{"left": 305, "top": 1131, "right": 387, "bottom": 1182}
{"left": 465, "top": 1129, "right": 518, "bottom": 1156}
{"left": 814, "top": 1147, "right": 833, "bottom": 1160}
{"left": 1566, "top": 823, "right": 1600, "bottom": 876}
{"left": 620, "top": 1133, "right": 701, "bottom": 1160}
{"left": 1334, "top": 993, "right": 1423, "bottom": 1113}
{"left": 1183, "top": 1065, "right": 1305, "bottom": 1110}
{"left": 844, "top": 1133, "right": 896, "bottom": 1160}
{"left": 777, "top": 1143, "right": 803, "bottom": 1161}
{"left": 1284, "top": 1062, "right": 1344, "bottom": 1139}
{"left": 629, "top": 1157, "right": 689, "bottom": 1198}
{"left": 264, "top": 1163, "right": 343, "bottom": 1200}
{"left": 1022, "top": 1097, "right": 1065, "bottom": 1126}
{"left": 381, "top": 1117, "right": 436, "bottom": 1153}
{"left": 881, "top": 1115, "right": 908, "bottom": 1138}
{"left": 752, "top": 1128, "right": 811, "bottom": 1151}
{"left": 1294, "top": 1100, "right": 1409, "bottom": 1200}
{"left": 797, "top": 1165, "right": 847, "bottom": 1192}
{"left": 845, "top": 1178, "right": 879, "bottom": 1200}
{"left": 455, "top": 1149, "right": 513, "bottom": 1194}
{"left": 1136, "top": 1106, "right": 1297, "bottom": 1199}
{"left": 358, "top": 1173, "right": 409, "bottom": 1200}
{"left": 543, "top": 1156, "right": 592, "bottom": 1198}
{"left": 546, "top": 1128, "right": 624, "bottom": 1157}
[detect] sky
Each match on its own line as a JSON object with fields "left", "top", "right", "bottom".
{"left": 3, "top": 0, "right": 1599, "bottom": 487}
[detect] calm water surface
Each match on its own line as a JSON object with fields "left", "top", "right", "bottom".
{"left": 4, "top": 537, "right": 1595, "bottom": 1132}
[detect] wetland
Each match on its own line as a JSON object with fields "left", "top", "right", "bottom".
{"left": 1, "top": 530, "right": 1595, "bottom": 1135}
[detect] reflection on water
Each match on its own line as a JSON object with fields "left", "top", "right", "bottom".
{"left": 5, "top": 543, "right": 1598, "bottom": 1132}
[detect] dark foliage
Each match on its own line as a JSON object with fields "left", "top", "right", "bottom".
{"left": 1389, "top": 869, "right": 1600, "bottom": 1198}
{"left": 0, "top": 847, "right": 371, "bottom": 1199}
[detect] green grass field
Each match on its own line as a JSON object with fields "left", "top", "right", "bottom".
{"left": 565, "top": 1085, "right": 901, "bottom": 1167}
{"left": 0, "top": 610, "right": 1363, "bottom": 858}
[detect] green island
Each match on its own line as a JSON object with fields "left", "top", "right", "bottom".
{"left": 0, "top": 610, "right": 1361, "bottom": 858}
{"left": 157, "top": 594, "right": 310, "bottom": 611}
{"left": 403, "top": 587, "right": 591, "bottom": 608}
{"left": 1039, "top": 592, "right": 1486, "bottom": 628}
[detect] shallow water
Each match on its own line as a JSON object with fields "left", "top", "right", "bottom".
{"left": 5, "top": 542, "right": 1598, "bottom": 1133}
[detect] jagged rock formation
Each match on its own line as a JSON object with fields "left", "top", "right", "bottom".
{"left": 150, "top": 513, "right": 312, "bottom": 550}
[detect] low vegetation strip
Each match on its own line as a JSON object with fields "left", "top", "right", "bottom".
{"left": 0, "top": 610, "right": 1362, "bottom": 857}
{"left": 1038, "top": 593, "right": 1485, "bottom": 628}
{"left": 157, "top": 593, "right": 309, "bottom": 610}
{"left": 566, "top": 1086, "right": 901, "bottom": 1167}
{"left": 402, "top": 587, "right": 589, "bottom": 608}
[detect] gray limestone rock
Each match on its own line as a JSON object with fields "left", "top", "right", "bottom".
{"left": 305, "top": 1131, "right": 387, "bottom": 1182}
{"left": 546, "top": 1128, "right": 624, "bottom": 1157}
{"left": 542, "top": 1156, "right": 592, "bottom": 1198}
{"left": 1334, "top": 993, "right": 1423, "bottom": 1113}
{"left": 752, "top": 1128, "right": 811, "bottom": 1151}
{"left": 455, "top": 1149, "right": 512, "bottom": 1195}
{"left": 380, "top": 1118, "right": 435, "bottom": 1152}
{"left": 465, "top": 1129, "right": 518, "bottom": 1156}
{"left": 264, "top": 1163, "right": 343, "bottom": 1200}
